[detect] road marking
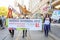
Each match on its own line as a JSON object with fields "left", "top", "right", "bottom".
{"left": 26, "top": 30, "right": 32, "bottom": 40}
{"left": 15, "top": 30, "right": 32, "bottom": 40}
{"left": 2, "top": 34, "right": 9, "bottom": 40}
{"left": 15, "top": 31, "right": 22, "bottom": 40}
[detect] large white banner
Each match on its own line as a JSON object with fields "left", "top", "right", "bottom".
{"left": 51, "top": 10, "right": 60, "bottom": 20}
{"left": 8, "top": 19, "right": 42, "bottom": 30}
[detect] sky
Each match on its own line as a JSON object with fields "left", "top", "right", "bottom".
{"left": 0, "top": 0, "right": 30, "bottom": 13}
{"left": 0, "top": 0, "right": 15, "bottom": 7}
{"left": 0, "top": 0, "right": 29, "bottom": 8}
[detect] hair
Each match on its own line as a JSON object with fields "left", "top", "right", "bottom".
{"left": 45, "top": 14, "right": 50, "bottom": 18}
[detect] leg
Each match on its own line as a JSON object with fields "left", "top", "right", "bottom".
{"left": 44, "top": 29, "right": 46, "bottom": 36}
{"left": 46, "top": 29, "right": 48, "bottom": 37}
{"left": 22, "top": 30, "right": 25, "bottom": 38}
{"left": 1, "top": 22, "right": 4, "bottom": 29}
{"left": 46, "top": 25, "right": 49, "bottom": 37}
{"left": 25, "top": 30, "right": 27, "bottom": 37}
{"left": 44, "top": 25, "right": 47, "bottom": 36}
{"left": 9, "top": 30, "right": 12, "bottom": 34}
{"left": 1, "top": 24, "right": 2, "bottom": 27}
{"left": 11, "top": 30, "right": 14, "bottom": 37}
{"left": 45, "top": 29, "right": 48, "bottom": 37}
{"left": 49, "top": 25, "right": 51, "bottom": 31}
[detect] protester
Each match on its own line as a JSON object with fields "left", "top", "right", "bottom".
{"left": 0, "top": 16, "right": 2, "bottom": 29}
{"left": 7, "top": 7, "right": 14, "bottom": 37}
{"left": 43, "top": 14, "right": 51, "bottom": 37}
{"left": 1, "top": 15, "right": 5, "bottom": 28}
{"left": 18, "top": 4, "right": 30, "bottom": 38}
{"left": 22, "top": 16, "right": 28, "bottom": 38}
{"left": 0, "top": 16, "right": 4, "bottom": 29}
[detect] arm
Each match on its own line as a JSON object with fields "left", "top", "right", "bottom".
{"left": 50, "top": 18, "right": 51, "bottom": 23}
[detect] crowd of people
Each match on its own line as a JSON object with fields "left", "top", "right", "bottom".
{"left": 0, "top": 11, "right": 52, "bottom": 38}
{"left": 0, "top": 13, "right": 52, "bottom": 38}
{"left": 0, "top": 3, "right": 52, "bottom": 38}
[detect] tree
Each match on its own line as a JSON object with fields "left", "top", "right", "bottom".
{"left": 0, "top": 6, "right": 8, "bottom": 16}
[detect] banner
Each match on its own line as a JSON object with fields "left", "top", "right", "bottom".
{"left": 51, "top": 10, "right": 60, "bottom": 20}
{"left": 8, "top": 19, "right": 42, "bottom": 30}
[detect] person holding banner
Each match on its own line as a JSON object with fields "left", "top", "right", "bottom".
{"left": 7, "top": 7, "right": 14, "bottom": 37}
{"left": 22, "top": 16, "right": 29, "bottom": 38}
{"left": 17, "top": 3, "right": 31, "bottom": 38}
{"left": 43, "top": 14, "right": 51, "bottom": 37}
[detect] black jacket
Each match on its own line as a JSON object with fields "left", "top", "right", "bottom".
{"left": 0, "top": 18, "right": 2, "bottom": 24}
{"left": 43, "top": 17, "right": 51, "bottom": 23}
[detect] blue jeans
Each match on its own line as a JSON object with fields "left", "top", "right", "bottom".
{"left": 44, "top": 24, "right": 50, "bottom": 37}
{"left": 49, "top": 24, "right": 51, "bottom": 31}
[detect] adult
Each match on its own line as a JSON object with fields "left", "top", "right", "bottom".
{"left": 43, "top": 14, "right": 51, "bottom": 37}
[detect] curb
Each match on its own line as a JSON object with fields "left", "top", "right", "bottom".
{"left": 49, "top": 33, "right": 60, "bottom": 40}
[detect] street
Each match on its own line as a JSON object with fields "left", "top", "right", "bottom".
{"left": 51, "top": 24, "right": 60, "bottom": 38}
{"left": 0, "top": 0, "right": 60, "bottom": 40}
{"left": 0, "top": 28, "right": 54, "bottom": 40}
{"left": 0, "top": 24, "right": 60, "bottom": 40}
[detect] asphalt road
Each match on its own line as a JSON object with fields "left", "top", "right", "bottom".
{"left": 0, "top": 28, "right": 54, "bottom": 40}
{"left": 51, "top": 25, "right": 60, "bottom": 38}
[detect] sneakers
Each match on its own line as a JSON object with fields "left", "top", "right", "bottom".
{"left": 10, "top": 33, "right": 14, "bottom": 37}
{"left": 11, "top": 35, "right": 14, "bottom": 37}
{"left": 22, "top": 35, "right": 24, "bottom": 38}
{"left": 10, "top": 32, "right": 14, "bottom": 37}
